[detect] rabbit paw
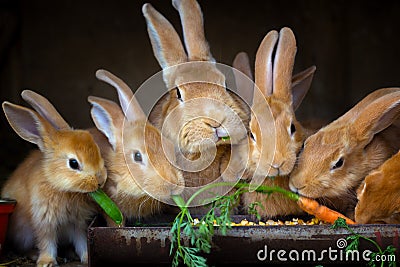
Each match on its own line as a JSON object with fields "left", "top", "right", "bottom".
{"left": 37, "top": 254, "right": 58, "bottom": 267}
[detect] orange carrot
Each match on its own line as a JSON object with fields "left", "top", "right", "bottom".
{"left": 297, "top": 196, "right": 355, "bottom": 225}
{"left": 236, "top": 183, "right": 356, "bottom": 225}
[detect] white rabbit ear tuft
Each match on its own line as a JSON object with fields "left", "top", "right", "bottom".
{"left": 2, "top": 101, "right": 50, "bottom": 151}
{"left": 353, "top": 90, "right": 400, "bottom": 143}
{"left": 233, "top": 52, "right": 254, "bottom": 105}
{"left": 272, "top": 27, "right": 297, "bottom": 102}
{"left": 172, "top": 0, "right": 214, "bottom": 62}
{"left": 88, "top": 96, "right": 124, "bottom": 151}
{"left": 21, "top": 90, "right": 70, "bottom": 130}
{"left": 96, "top": 69, "right": 146, "bottom": 123}
{"left": 142, "top": 3, "right": 187, "bottom": 69}
{"left": 291, "top": 66, "right": 316, "bottom": 111}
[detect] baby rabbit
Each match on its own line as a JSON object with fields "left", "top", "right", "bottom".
{"left": 231, "top": 28, "right": 316, "bottom": 218}
{"left": 355, "top": 150, "right": 400, "bottom": 224}
{"left": 1, "top": 99, "right": 106, "bottom": 266}
{"left": 21, "top": 72, "right": 185, "bottom": 226}
{"left": 90, "top": 70, "right": 185, "bottom": 224}
{"left": 289, "top": 88, "right": 400, "bottom": 215}
{"left": 142, "top": 0, "right": 250, "bottom": 193}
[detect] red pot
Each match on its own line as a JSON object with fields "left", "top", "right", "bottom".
{"left": 0, "top": 199, "right": 16, "bottom": 256}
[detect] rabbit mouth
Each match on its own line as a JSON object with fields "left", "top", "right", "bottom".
{"left": 288, "top": 182, "right": 306, "bottom": 195}
{"left": 77, "top": 184, "right": 99, "bottom": 193}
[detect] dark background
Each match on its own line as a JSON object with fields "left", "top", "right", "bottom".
{"left": 1, "top": 0, "right": 400, "bottom": 183}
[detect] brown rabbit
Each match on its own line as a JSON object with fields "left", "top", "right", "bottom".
{"left": 89, "top": 70, "right": 185, "bottom": 224}
{"left": 142, "top": 0, "right": 250, "bottom": 198}
{"left": 355, "top": 150, "right": 400, "bottom": 224}
{"left": 21, "top": 74, "right": 185, "bottom": 226}
{"left": 289, "top": 88, "right": 400, "bottom": 215}
{"left": 1, "top": 100, "right": 106, "bottom": 267}
{"left": 230, "top": 28, "right": 317, "bottom": 218}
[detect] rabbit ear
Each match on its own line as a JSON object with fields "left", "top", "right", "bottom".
{"left": 142, "top": 3, "right": 187, "bottom": 69}
{"left": 2, "top": 101, "right": 54, "bottom": 151}
{"left": 255, "top": 30, "right": 278, "bottom": 98}
{"left": 340, "top": 88, "right": 400, "bottom": 123}
{"left": 96, "top": 69, "right": 146, "bottom": 123}
{"left": 233, "top": 52, "right": 253, "bottom": 80}
{"left": 272, "top": 27, "right": 297, "bottom": 102}
{"left": 172, "top": 0, "right": 213, "bottom": 62}
{"left": 233, "top": 52, "right": 254, "bottom": 105}
{"left": 21, "top": 90, "right": 70, "bottom": 130}
{"left": 291, "top": 66, "right": 316, "bottom": 111}
{"left": 353, "top": 91, "right": 400, "bottom": 143}
{"left": 88, "top": 96, "right": 124, "bottom": 151}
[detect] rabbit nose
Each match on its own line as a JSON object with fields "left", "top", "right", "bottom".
{"left": 271, "top": 164, "right": 281, "bottom": 176}
{"left": 270, "top": 162, "right": 284, "bottom": 176}
{"left": 97, "top": 169, "right": 107, "bottom": 188}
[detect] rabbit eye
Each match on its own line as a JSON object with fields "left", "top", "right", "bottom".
{"left": 176, "top": 88, "right": 183, "bottom": 101}
{"left": 290, "top": 123, "right": 296, "bottom": 135}
{"left": 332, "top": 157, "right": 344, "bottom": 170}
{"left": 69, "top": 158, "right": 80, "bottom": 171}
{"left": 133, "top": 151, "right": 143, "bottom": 162}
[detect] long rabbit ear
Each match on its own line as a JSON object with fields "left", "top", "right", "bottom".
{"left": 272, "top": 27, "right": 297, "bottom": 102}
{"left": 88, "top": 96, "right": 124, "bottom": 151}
{"left": 341, "top": 88, "right": 400, "bottom": 122}
{"left": 291, "top": 66, "right": 316, "bottom": 111}
{"left": 21, "top": 90, "right": 70, "bottom": 130}
{"left": 2, "top": 102, "right": 53, "bottom": 151}
{"left": 254, "top": 30, "right": 278, "bottom": 102}
{"left": 172, "top": 0, "right": 213, "bottom": 62}
{"left": 353, "top": 91, "right": 400, "bottom": 143}
{"left": 96, "top": 69, "right": 146, "bottom": 123}
{"left": 233, "top": 52, "right": 254, "bottom": 105}
{"left": 142, "top": 3, "right": 187, "bottom": 69}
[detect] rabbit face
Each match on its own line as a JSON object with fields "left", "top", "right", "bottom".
{"left": 44, "top": 129, "right": 106, "bottom": 193}
{"left": 162, "top": 82, "right": 248, "bottom": 154}
{"left": 120, "top": 121, "right": 184, "bottom": 201}
{"left": 355, "top": 154, "right": 400, "bottom": 224}
{"left": 288, "top": 127, "right": 355, "bottom": 199}
{"left": 245, "top": 96, "right": 304, "bottom": 179}
{"left": 267, "top": 98, "right": 305, "bottom": 176}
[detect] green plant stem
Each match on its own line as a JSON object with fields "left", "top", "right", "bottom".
{"left": 171, "top": 181, "right": 301, "bottom": 267}
{"left": 249, "top": 183, "right": 300, "bottom": 201}
{"left": 183, "top": 181, "right": 299, "bottom": 208}
{"left": 177, "top": 210, "right": 185, "bottom": 262}
{"left": 343, "top": 224, "right": 384, "bottom": 255}
{"left": 345, "top": 226, "right": 385, "bottom": 267}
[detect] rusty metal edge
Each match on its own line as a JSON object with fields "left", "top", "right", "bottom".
{"left": 88, "top": 217, "right": 400, "bottom": 266}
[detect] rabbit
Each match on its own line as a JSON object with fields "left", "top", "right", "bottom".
{"left": 21, "top": 72, "right": 186, "bottom": 226}
{"left": 230, "top": 28, "right": 318, "bottom": 218}
{"left": 289, "top": 88, "right": 400, "bottom": 216}
{"left": 355, "top": 149, "right": 400, "bottom": 224}
{"left": 1, "top": 99, "right": 107, "bottom": 267}
{"left": 89, "top": 70, "right": 185, "bottom": 225}
{"left": 142, "top": 0, "right": 250, "bottom": 195}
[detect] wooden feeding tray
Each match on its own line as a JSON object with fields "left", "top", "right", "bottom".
{"left": 87, "top": 215, "right": 400, "bottom": 266}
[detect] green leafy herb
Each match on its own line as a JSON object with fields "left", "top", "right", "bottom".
{"left": 170, "top": 182, "right": 298, "bottom": 267}
{"left": 170, "top": 183, "right": 246, "bottom": 267}
{"left": 247, "top": 201, "right": 264, "bottom": 221}
{"left": 332, "top": 218, "right": 397, "bottom": 267}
